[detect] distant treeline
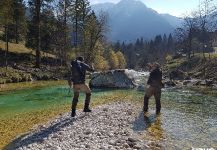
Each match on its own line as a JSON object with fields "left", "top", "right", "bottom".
{"left": 0, "top": 0, "right": 217, "bottom": 70}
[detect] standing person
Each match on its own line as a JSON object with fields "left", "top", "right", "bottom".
{"left": 143, "top": 62, "right": 163, "bottom": 115}
{"left": 69, "top": 56, "right": 95, "bottom": 117}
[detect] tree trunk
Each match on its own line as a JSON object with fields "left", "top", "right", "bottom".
{"left": 15, "top": 20, "right": 18, "bottom": 44}
{"left": 75, "top": 0, "right": 78, "bottom": 47}
{"left": 35, "top": 0, "right": 41, "bottom": 68}
{"left": 4, "top": 25, "right": 9, "bottom": 71}
{"left": 64, "top": 0, "right": 67, "bottom": 65}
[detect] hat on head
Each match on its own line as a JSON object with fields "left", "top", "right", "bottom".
{"left": 76, "top": 56, "right": 84, "bottom": 62}
{"left": 153, "top": 62, "right": 160, "bottom": 68}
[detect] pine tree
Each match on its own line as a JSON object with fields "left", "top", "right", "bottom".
{"left": 167, "top": 33, "right": 174, "bottom": 53}
{"left": 12, "top": 0, "right": 26, "bottom": 43}
{"left": 26, "top": 0, "right": 54, "bottom": 68}
{"left": 70, "top": 0, "right": 91, "bottom": 47}
{"left": 0, "top": 0, "right": 14, "bottom": 69}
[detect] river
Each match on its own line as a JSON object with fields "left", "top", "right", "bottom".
{"left": 0, "top": 82, "right": 217, "bottom": 149}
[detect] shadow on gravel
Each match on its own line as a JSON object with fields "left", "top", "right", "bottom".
{"left": 132, "top": 111, "right": 159, "bottom": 132}
{"left": 4, "top": 117, "right": 76, "bottom": 150}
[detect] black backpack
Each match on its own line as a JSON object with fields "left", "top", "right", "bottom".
{"left": 70, "top": 60, "right": 82, "bottom": 82}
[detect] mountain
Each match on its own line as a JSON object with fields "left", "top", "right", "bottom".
{"left": 92, "top": 0, "right": 182, "bottom": 42}
{"left": 91, "top": 2, "right": 115, "bottom": 14}
{"left": 161, "top": 14, "right": 183, "bottom": 28}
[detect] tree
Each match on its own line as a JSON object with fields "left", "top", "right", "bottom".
{"left": 27, "top": 0, "right": 54, "bottom": 68}
{"left": 175, "top": 14, "right": 198, "bottom": 59}
{"left": 70, "top": 0, "right": 91, "bottom": 47}
{"left": 82, "top": 11, "right": 108, "bottom": 64}
{"left": 108, "top": 49, "right": 119, "bottom": 69}
{"left": 12, "top": 0, "right": 26, "bottom": 43}
{"left": 40, "top": 9, "right": 57, "bottom": 54}
{"left": 0, "top": 0, "right": 14, "bottom": 69}
{"left": 94, "top": 54, "right": 109, "bottom": 71}
{"left": 88, "top": 41, "right": 108, "bottom": 71}
{"left": 197, "top": 0, "right": 217, "bottom": 59}
{"left": 116, "top": 51, "right": 126, "bottom": 69}
{"left": 53, "top": 0, "right": 74, "bottom": 65}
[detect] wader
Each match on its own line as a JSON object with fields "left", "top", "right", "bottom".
{"left": 71, "top": 84, "right": 92, "bottom": 117}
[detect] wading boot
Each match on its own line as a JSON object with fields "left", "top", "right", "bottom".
{"left": 71, "top": 92, "right": 79, "bottom": 117}
{"left": 83, "top": 93, "right": 92, "bottom": 112}
{"left": 71, "top": 109, "right": 76, "bottom": 117}
{"left": 143, "top": 95, "right": 149, "bottom": 112}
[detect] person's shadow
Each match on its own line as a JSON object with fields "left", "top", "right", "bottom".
{"left": 3, "top": 116, "right": 79, "bottom": 150}
{"left": 132, "top": 111, "right": 164, "bottom": 140}
{"left": 132, "top": 111, "right": 155, "bottom": 131}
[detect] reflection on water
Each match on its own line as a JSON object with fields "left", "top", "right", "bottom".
{"left": 0, "top": 85, "right": 216, "bottom": 149}
{"left": 132, "top": 89, "right": 217, "bottom": 149}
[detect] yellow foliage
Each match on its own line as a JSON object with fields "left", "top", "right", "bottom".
{"left": 116, "top": 51, "right": 126, "bottom": 69}
{"left": 108, "top": 49, "right": 119, "bottom": 69}
{"left": 165, "top": 54, "right": 173, "bottom": 62}
{"left": 94, "top": 54, "right": 109, "bottom": 71}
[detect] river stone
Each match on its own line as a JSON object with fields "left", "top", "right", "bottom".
{"left": 89, "top": 69, "right": 137, "bottom": 88}
{"left": 128, "top": 137, "right": 138, "bottom": 143}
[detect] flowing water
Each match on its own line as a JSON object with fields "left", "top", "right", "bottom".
{"left": 0, "top": 82, "right": 216, "bottom": 149}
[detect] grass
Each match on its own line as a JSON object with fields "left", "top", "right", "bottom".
{"left": 0, "top": 40, "right": 56, "bottom": 58}
{"left": 164, "top": 52, "right": 217, "bottom": 72}
{"left": 195, "top": 52, "right": 217, "bottom": 59}
{"left": 0, "top": 67, "right": 32, "bottom": 84}
{"left": 0, "top": 80, "right": 67, "bottom": 92}
{"left": 164, "top": 57, "right": 187, "bottom": 70}
{"left": 0, "top": 41, "right": 33, "bottom": 54}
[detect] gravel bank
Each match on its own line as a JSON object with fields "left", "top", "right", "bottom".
{"left": 7, "top": 102, "right": 163, "bottom": 150}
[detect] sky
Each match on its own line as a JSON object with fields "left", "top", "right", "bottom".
{"left": 89, "top": 0, "right": 201, "bottom": 17}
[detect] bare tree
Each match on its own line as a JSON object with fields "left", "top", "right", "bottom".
{"left": 83, "top": 11, "right": 109, "bottom": 63}
{"left": 197, "top": 0, "right": 217, "bottom": 59}
{"left": 175, "top": 13, "right": 198, "bottom": 59}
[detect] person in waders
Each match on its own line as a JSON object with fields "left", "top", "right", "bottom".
{"left": 143, "top": 62, "right": 163, "bottom": 115}
{"left": 69, "top": 56, "right": 95, "bottom": 117}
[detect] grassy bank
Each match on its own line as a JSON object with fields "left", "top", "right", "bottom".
{"left": 0, "top": 80, "right": 66, "bottom": 92}
{"left": 0, "top": 40, "right": 66, "bottom": 84}
{"left": 0, "top": 41, "right": 55, "bottom": 58}
{"left": 164, "top": 53, "right": 217, "bottom": 80}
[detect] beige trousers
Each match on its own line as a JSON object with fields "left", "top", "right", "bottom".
{"left": 73, "top": 84, "right": 91, "bottom": 94}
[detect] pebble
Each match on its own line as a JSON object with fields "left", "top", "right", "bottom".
{"left": 10, "top": 102, "right": 153, "bottom": 150}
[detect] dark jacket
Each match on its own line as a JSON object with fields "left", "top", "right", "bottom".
{"left": 147, "top": 68, "right": 163, "bottom": 87}
{"left": 71, "top": 60, "right": 94, "bottom": 84}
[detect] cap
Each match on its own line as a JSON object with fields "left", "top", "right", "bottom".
{"left": 76, "top": 56, "right": 84, "bottom": 62}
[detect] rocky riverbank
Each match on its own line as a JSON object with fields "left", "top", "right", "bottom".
{"left": 6, "top": 102, "right": 164, "bottom": 150}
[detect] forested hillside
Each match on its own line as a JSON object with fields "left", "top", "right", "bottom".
{"left": 0, "top": 0, "right": 217, "bottom": 84}
{"left": 0, "top": 0, "right": 126, "bottom": 83}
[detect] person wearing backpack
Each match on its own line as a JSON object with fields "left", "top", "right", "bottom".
{"left": 69, "top": 56, "right": 95, "bottom": 117}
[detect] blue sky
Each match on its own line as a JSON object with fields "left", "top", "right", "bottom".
{"left": 89, "top": 0, "right": 201, "bottom": 17}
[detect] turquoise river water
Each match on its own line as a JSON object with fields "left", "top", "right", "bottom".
{"left": 0, "top": 85, "right": 216, "bottom": 149}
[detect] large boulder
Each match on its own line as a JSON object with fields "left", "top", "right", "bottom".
{"left": 89, "top": 69, "right": 137, "bottom": 88}
{"left": 169, "top": 69, "right": 189, "bottom": 80}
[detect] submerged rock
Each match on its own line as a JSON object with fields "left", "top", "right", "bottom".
{"left": 89, "top": 69, "right": 137, "bottom": 88}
